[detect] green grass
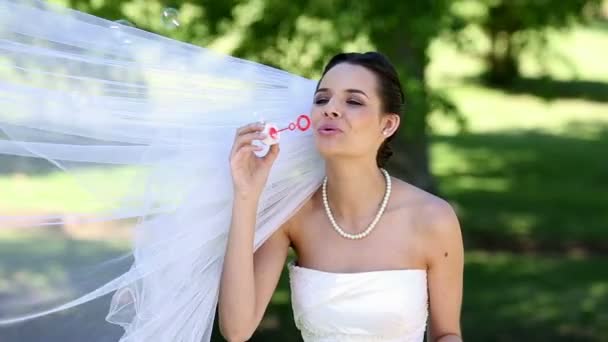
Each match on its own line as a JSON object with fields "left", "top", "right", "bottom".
{"left": 419, "top": 22, "right": 608, "bottom": 342}
{"left": 461, "top": 251, "right": 608, "bottom": 342}
{"left": 0, "top": 229, "right": 128, "bottom": 341}
{"left": 431, "top": 128, "right": 608, "bottom": 251}
{"left": 429, "top": 84, "right": 608, "bottom": 137}
{"left": 0, "top": 164, "right": 147, "bottom": 213}
{"left": 2, "top": 19, "right": 608, "bottom": 342}
{"left": 245, "top": 252, "right": 608, "bottom": 342}
{"left": 2, "top": 237, "right": 605, "bottom": 341}
{"left": 425, "top": 23, "right": 608, "bottom": 252}
{"left": 428, "top": 22, "right": 608, "bottom": 85}
{"left": 0, "top": 230, "right": 128, "bottom": 296}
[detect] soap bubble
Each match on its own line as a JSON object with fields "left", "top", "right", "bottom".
{"left": 162, "top": 8, "right": 180, "bottom": 30}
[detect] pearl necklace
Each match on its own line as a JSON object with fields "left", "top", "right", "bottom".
{"left": 322, "top": 168, "right": 392, "bottom": 240}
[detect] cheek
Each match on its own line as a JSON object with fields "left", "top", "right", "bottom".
{"left": 310, "top": 107, "right": 324, "bottom": 128}
{"left": 350, "top": 109, "right": 378, "bottom": 132}
{"left": 350, "top": 112, "right": 382, "bottom": 146}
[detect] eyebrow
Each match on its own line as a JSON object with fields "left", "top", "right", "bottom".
{"left": 315, "top": 88, "right": 369, "bottom": 98}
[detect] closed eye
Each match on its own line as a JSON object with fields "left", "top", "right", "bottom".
{"left": 314, "top": 98, "right": 329, "bottom": 105}
{"left": 347, "top": 100, "right": 363, "bottom": 105}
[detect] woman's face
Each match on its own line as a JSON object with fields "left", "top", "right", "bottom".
{"left": 311, "top": 63, "right": 394, "bottom": 163}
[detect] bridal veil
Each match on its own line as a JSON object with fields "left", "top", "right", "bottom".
{"left": 0, "top": 0, "right": 324, "bottom": 340}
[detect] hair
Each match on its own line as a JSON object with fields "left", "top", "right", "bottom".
{"left": 317, "top": 52, "right": 405, "bottom": 168}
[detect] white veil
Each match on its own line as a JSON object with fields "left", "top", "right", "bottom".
{"left": 0, "top": 0, "right": 324, "bottom": 340}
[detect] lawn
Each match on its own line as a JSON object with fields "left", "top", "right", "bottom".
{"left": 247, "top": 251, "right": 608, "bottom": 341}
{"left": 1, "top": 21, "right": 607, "bottom": 342}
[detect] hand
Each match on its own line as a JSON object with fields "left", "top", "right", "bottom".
{"left": 229, "top": 122, "right": 280, "bottom": 200}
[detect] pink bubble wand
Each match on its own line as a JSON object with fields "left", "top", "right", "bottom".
{"left": 260, "top": 114, "right": 312, "bottom": 145}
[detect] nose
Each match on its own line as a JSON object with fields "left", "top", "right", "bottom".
{"left": 324, "top": 110, "right": 340, "bottom": 118}
{"left": 323, "top": 99, "right": 341, "bottom": 119}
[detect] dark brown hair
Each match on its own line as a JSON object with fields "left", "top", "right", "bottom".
{"left": 318, "top": 52, "right": 404, "bottom": 168}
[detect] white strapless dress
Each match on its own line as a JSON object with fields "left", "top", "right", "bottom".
{"left": 288, "top": 262, "right": 429, "bottom": 342}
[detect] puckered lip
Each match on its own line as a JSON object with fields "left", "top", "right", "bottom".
{"left": 317, "top": 122, "right": 343, "bottom": 132}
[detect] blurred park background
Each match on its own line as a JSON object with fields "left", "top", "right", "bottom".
{"left": 1, "top": 0, "right": 607, "bottom": 341}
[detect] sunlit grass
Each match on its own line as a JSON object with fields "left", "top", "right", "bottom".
{"left": 248, "top": 251, "right": 608, "bottom": 342}
{"left": 1, "top": 5, "right": 607, "bottom": 341}
{"left": 431, "top": 129, "right": 608, "bottom": 248}
{"left": 428, "top": 23, "right": 608, "bottom": 85}
{"left": 429, "top": 84, "right": 608, "bottom": 137}
{"left": 462, "top": 251, "right": 608, "bottom": 341}
{"left": 0, "top": 165, "right": 146, "bottom": 212}
{"left": 0, "top": 228, "right": 128, "bottom": 304}
{"left": 424, "top": 22, "right": 608, "bottom": 251}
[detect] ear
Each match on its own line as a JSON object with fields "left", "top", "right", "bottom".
{"left": 381, "top": 113, "right": 400, "bottom": 137}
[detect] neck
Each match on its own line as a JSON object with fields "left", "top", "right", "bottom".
{"left": 323, "top": 159, "right": 388, "bottom": 231}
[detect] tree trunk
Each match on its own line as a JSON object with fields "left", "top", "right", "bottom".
{"left": 486, "top": 29, "right": 519, "bottom": 85}
{"left": 381, "top": 34, "right": 438, "bottom": 195}
{"left": 392, "top": 133, "right": 437, "bottom": 194}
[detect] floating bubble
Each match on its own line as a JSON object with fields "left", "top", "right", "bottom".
{"left": 162, "top": 8, "right": 180, "bottom": 30}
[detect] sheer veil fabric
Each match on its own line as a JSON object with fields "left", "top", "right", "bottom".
{"left": 0, "top": 0, "right": 325, "bottom": 340}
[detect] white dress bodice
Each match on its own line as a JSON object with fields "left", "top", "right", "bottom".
{"left": 288, "top": 262, "right": 429, "bottom": 342}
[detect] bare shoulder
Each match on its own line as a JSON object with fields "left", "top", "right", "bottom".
{"left": 390, "top": 177, "right": 463, "bottom": 263}
{"left": 391, "top": 179, "right": 464, "bottom": 339}
{"left": 390, "top": 177, "right": 459, "bottom": 227}
{"left": 283, "top": 186, "right": 321, "bottom": 238}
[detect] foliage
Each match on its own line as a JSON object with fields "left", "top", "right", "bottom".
{"left": 52, "top": 0, "right": 461, "bottom": 190}
{"left": 444, "top": 0, "right": 602, "bottom": 84}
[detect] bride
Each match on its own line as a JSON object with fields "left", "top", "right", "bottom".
{"left": 220, "top": 52, "right": 464, "bottom": 342}
{"left": 0, "top": 2, "right": 462, "bottom": 341}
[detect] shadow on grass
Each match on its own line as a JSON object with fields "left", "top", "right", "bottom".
{"left": 1, "top": 231, "right": 606, "bottom": 341}
{"left": 0, "top": 154, "right": 58, "bottom": 176}
{"left": 461, "top": 251, "right": 608, "bottom": 342}
{"left": 2, "top": 122, "right": 608, "bottom": 341}
{"left": 430, "top": 120, "right": 608, "bottom": 253}
{"left": 0, "top": 130, "right": 142, "bottom": 177}
{"left": 0, "top": 230, "right": 130, "bottom": 342}
{"left": 485, "top": 76, "right": 608, "bottom": 103}
{"left": 210, "top": 252, "right": 608, "bottom": 342}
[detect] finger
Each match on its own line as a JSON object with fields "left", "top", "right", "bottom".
{"left": 234, "top": 131, "right": 267, "bottom": 150}
{"left": 236, "top": 144, "right": 264, "bottom": 156}
{"left": 235, "top": 122, "right": 265, "bottom": 137}
{"left": 230, "top": 131, "right": 266, "bottom": 156}
{"left": 262, "top": 143, "right": 280, "bottom": 164}
{"left": 231, "top": 144, "right": 263, "bottom": 164}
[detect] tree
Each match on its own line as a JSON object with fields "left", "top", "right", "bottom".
{"left": 56, "top": 0, "right": 455, "bottom": 192}
{"left": 212, "top": 0, "right": 453, "bottom": 192}
{"left": 446, "top": 0, "right": 601, "bottom": 84}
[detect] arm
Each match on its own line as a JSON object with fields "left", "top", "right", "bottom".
{"left": 436, "top": 335, "right": 463, "bottom": 342}
{"left": 218, "top": 194, "right": 291, "bottom": 342}
{"left": 219, "top": 121, "right": 288, "bottom": 341}
{"left": 424, "top": 200, "right": 465, "bottom": 342}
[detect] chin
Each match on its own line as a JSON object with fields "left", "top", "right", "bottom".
{"left": 314, "top": 142, "right": 345, "bottom": 159}
{"left": 313, "top": 131, "right": 350, "bottom": 155}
